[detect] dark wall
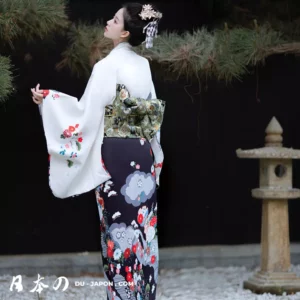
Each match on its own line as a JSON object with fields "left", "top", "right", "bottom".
{"left": 1, "top": 1, "right": 300, "bottom": 254}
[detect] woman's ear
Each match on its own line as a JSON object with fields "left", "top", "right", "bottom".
{"left": 121, "top": 30, "right": 130, "bottom": 39}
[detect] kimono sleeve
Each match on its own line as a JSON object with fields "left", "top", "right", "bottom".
{"left": 40, "top": 58, "right": 116, "bottom": 198}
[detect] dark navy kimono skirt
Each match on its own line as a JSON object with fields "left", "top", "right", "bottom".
{"left": 95, "top": 137, "right": 159, "bottom": 300}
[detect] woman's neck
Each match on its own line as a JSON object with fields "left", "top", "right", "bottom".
{"left": 113, "top": 40, "right": 128, "bottom": 48}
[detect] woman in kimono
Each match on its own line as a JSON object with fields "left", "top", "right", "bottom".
{"left": 31, "top": 3, "right": 164, "bottom": 300}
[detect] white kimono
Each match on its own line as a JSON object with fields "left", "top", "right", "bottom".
{"left": 39, "top": 42, "right": 164, "bottom": 199}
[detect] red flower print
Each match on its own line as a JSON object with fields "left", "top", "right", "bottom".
{"left": 132, "top": 244, "right": 137, "bottom": 254}
{"left": 78, "top": 137, "right": 83, "bottom": 143}
{"left": 124, "top": 248, "right": 131, "bottom": 259}
{"left": 154, "top": 162, "right": 163, "bottom": 168}
{"left": 63, "top": 129, "right": 72, "bottom": 138}
{"left": 146, "top": 247, "right": 150, "bottom": 255}
{"left": 125, "top": 266, "right": 129, "bottom": 273}
{"left": 139, "top": 264, "right": 142, "bottom": 270}
{"left": 42, "top": 90, "right": 49, "bottom": 98}
{"left": 75, "top": 124, "right": 79, "bottom": 128}
{"left": 97, "top": 197, "right": 104, "bottom": 207}
{"left": 107, "top": 248, "right": 113, "bottom": 258}
{"left": 137, "top": 214, "right": 143, "bottom": 224}
{"left": 129, "top": 280, "right": 135, "bottom": 291}
{"left": 53, "top": 93, "right": 60, "bottom": 98}
{"left": 126, "top": 272, "right": 132, "bottom": 281}
{"left": 69, "top": 126, "right": 75, "bottom": 132}
{"left": 151, "top": 255, "right": 156, "bottom": 264}
{"left": 150, "top": 216, "right": 157, "bottom": 226}
{"left": 107, "top": 240, "right": 114, "bottom": 249}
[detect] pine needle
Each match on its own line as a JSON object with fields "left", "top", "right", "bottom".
{"left": 0, "top": 0, "right": 69, "bottom": 48}
{"left": 55, "top": 21, "right": 113, "bottom": 78}
{"left": 0, "top": 56, "right": 13, "bottom": 101}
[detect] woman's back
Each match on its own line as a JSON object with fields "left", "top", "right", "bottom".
{"left": 107, "top": 42, "right": 153, "bottom": 100}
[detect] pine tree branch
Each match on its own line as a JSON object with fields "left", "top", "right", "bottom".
{"left": 55, "top": 22, "right": 113, "bottom": 78}
{"left": 56, "top": 22, "right": 299, "bottom": 83}
{"left": 265, "top": 42, "right": 300, "bottom": 55}
{"left": 0, "top": 0, "right": 69, "bottom": 48}
{"left": 0, "top": 56, "right": 13, "bottom": 101}
{"left": 0, "top": 0, "right": 70, "bottom": 102}
{"left": 2, "top": 1, "right": 300, "bottom": 104}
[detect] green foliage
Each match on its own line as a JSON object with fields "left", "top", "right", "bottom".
{"left": 0, "top": 56, "right": 13, "bottom": 102}
{"left": 0, "top": 0, "right": 69, "bottom": 48}
{"left": 1, "top": 0, "right": 300, "bottom": 102}
{"left": 0, "top": 0, "right": 68, "bottom": 100}
{"left": 214, "top": 24, "right": 283, "bottom": 82}
{"left": 55, "top": 21, "right": 113, "bottom": 78}
{"left": 134, "top": 23, "right": 284, "bottom": 83}
{"left": 58, "top": 21, "right": 290, "bottom": 83}
{"left": 136, "top": 29, "right": 216, "bottom": 81}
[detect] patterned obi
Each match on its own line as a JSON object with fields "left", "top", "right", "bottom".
{"left": 104, "top": 84, "right": 166, "bottom": 141}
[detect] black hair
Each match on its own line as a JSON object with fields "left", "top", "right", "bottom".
{"left": 122, "top": 2, "right": 160, "bottom": 47}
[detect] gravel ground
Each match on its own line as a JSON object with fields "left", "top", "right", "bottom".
{"left": 1, "top": 265, "right": 300, "bottom": 300}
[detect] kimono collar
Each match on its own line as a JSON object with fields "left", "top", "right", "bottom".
{"left": 111, "top": 42, "right": 132, "bottom": 53}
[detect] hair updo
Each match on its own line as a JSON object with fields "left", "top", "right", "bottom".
{"left": 122, "top": 2, "right": 161, "bottom": 47}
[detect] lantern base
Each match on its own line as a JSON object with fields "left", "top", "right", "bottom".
{"left": 244, "top": 271, "right": 300, "bottom": 295}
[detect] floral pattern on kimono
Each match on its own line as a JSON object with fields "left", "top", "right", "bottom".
{"left": 95, "top": 159, "right": 159, "bottom": 300}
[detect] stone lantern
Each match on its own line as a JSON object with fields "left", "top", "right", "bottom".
{"left": 236, "top": 116, "right": 300, "bottom": 295}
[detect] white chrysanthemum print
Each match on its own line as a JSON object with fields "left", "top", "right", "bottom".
{"left": 113, "top": 249, "right": 122, "bottom": 260}
{"left": 146, "top": 226, "right": 156, "bottom": 242}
